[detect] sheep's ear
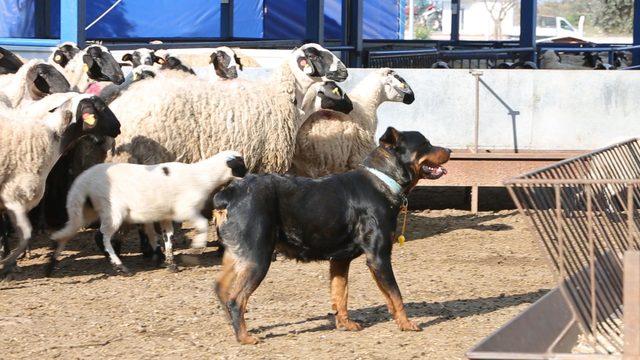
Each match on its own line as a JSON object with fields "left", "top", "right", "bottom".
{"left": 297, "top": 56, "right": 316, "bottom": 76}
{"left": 234, "top": 54, "right": 243, "bottom": 71}
{"left": 61, "top": 110, "right": 73, "bottom": 126}
{"left": 379, "top": 127, "right": 402, "bottom": 148}
{"left": 226, "top": 156, "right": 248, "bottom": 178}
{"left": 52, "top": 49, "right": 66, "bottom": 66}
{"left": 121, "top": 53, "right": 133, "bottom": 62}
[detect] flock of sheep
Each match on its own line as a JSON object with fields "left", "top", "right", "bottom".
{"left": 0, "top": 42, "right": 417, "bottom": 276}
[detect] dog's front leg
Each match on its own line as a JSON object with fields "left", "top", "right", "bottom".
{"left": 330, "top": 259, "right": 362, "bottom": 331}
{"left": 366, "top": 248, "right": 421, "bottom": 332}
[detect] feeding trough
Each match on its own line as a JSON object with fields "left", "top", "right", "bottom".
{"left": 468, "top": 138, "right": 640, "bottom": 359}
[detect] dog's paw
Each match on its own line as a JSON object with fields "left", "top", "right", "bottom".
{"left": 238, "top": 334, "right": 260, "bottom": 345}
{"left": 397, "top": 319, "right": 422, "bottom": 331}
{"left": 336, "top": 318, "right": 362, "bottom": 331}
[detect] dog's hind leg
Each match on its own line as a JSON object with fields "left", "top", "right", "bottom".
{"left": 227, "top": 256, "right": 272, "bottom": 345}
{"left": 330, "top": 259, "right": 362, "bottom": 331}
{"left": 214, "top": 252, "right": 237, "bottom": 318}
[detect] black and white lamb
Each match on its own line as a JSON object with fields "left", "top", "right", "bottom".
{"left": 47, "top": 150, "right": 247, "bottom": 275}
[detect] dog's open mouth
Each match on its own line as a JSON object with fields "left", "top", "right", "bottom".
{"left": 421, "top": 164, "right": 447, "bottom": 180}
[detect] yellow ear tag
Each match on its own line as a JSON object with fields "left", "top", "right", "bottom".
{"left": 400, "top": 83, "right": 406, "bottom": 89}
{"left": 397, "top": 234, "right": 406, "bottom": 246}
{"left": 54, "top": 54, "right": 62, "bottom": 62}
{"left": 82, "top": 113, "right": 96, "bottom": 126}
{"left": 331, "top": 87, "right": 341, "bottom": 96}
{"left": 83, "top": 63, "right": 89, "bottom": 73}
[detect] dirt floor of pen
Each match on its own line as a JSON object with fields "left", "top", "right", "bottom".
{"left": 0, "top": 209, "right": 555, "bottom": 360}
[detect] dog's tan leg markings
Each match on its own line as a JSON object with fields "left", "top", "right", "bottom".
{"left": 226, "top": 259, "right": 271, "bottom": 345}
{"left": 367, "top": 262, "right": 421, "bottom": 332}
{"left": 330, "top": 259, "right": 362, "bottom": 331}
{"left": 214, "top": 252, "right": 236, "bottom": 318}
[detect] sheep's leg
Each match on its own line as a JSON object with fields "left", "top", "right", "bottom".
{"left": 190, "top": 214, "right": 209, "bottom": 249}
{"left": 159, "top": 221, "right": 177, "bottom": 272}
{"left": 142, "top": 223, "right": 164, "bottom": 266}
{"left": 45, "top": 237, "right": 69, "bottom": 277}
{"left": 99, "top": 219, "right": 130, "bottom": 275}
{"left": 138, "top": 224, "right": 156, "bottom": 259}
{"left": 1, "top": 204, "right": 33, "bottom": 276}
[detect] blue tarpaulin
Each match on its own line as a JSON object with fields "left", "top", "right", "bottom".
{"left": 1, "top": 0, "right": 404, "bottom": 40}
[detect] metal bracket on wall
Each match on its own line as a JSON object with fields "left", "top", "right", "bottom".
{"left": 469, "top": 70, "right": 483, "bottom": 154}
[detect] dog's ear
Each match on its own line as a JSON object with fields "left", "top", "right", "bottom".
{"left": 379, "top": 127, "right": 402, "bottom": 148}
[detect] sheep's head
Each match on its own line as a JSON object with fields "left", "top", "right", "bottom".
{"left": 379, "top": 68, "right": 414, "bottom": 104}
{"left": 73, "top": 96, "right": 121, "bottom": 138}
{"left": 50, "top": 42, "right": 81, "bottom": 68}
{"left": 26, "top": 63, "right": 71, "bottom": 99}
{"left": 292, "top": 43, "right": 348, "bottom": 82}
{"left": 302, "top": 81, "right": 353, "bottom": 116}
{"left": 160, "top": 56, "right": 196, "bottom": 75}
{"left": 210, "top": 47, "right": 242, "bottom": 80}
{"left": 83, "top": 45, "right": 125, "bottom": 84}
{"left": 218, "top": 150, "right": 247, "bottom": 180}
{"left": 122, "top": 48, "right": 163, "bottom": 67}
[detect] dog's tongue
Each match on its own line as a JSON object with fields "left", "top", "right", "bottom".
{"left": 422, "top": 165, "right": 447, "bottom": 179}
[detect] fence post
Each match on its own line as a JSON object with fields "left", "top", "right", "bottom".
{"left": 221, "top": 0, "right": 234, "bottom": 40}
{"left": 306, "top": 0, "right": 324, "bottom": 44}
{"left": 633, "top": 0, "right": 640, "bottom": 67}
{"left": 450, "top": 0, "right": 460, "bottom": 43}
{"left": 519, "top": 0, "right": 536, "bottom": 62}
{"left": 344, "top": 0, "right": 363, "bottom": 67}
{"left": 60, "top": 0, "right": 85, "bottom": 47}
{"left": 624, "top": 251, "right": 640, "bottom": 358}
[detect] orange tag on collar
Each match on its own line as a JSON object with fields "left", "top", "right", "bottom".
{"left": 82, "top": 113, "right": 96, "bottom": 126}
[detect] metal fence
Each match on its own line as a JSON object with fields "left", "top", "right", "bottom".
{"left": 505, "top": 138, "right": 640, "bottom": 354}
{"left": 364, "top": 46, "right": 534, "bottom": 69}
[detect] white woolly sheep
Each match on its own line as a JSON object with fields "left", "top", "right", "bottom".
{"left": 0, "top": 59, "right": 70, "bottom": 108}
{"left": 107, "top": 43, "right": 348, "bottom": 174}
{"left": 0, "top": 94, "right": 121, "bottom": 274}
{"left": 49, "top": 42, "right": 125, "bottom": 92}
{"left": 291, "top": 68, "right": 415, "bottom": 178}
{"left": 99, "top": 65, "right": 157, "bottom": 104}
{"left": 47, "top": 150, "right": 247, "bottom": 275}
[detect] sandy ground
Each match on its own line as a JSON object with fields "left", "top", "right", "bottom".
{"left": 0, "top": 209, "right": 555, "bottom": 360}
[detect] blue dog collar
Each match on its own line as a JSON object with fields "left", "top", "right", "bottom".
{"left": 365, "top": 167, "right": 403, "bottom": 194}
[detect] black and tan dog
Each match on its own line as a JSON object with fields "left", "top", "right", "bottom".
{"left": 213, "top": 127, "right": 450, "bottom": 344}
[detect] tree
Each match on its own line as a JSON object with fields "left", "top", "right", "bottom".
{"left": 483, "top": 0, "right": 517, "bottom": 39}
{"left": 593, "top": 0, "right": 633, "bottom": 35}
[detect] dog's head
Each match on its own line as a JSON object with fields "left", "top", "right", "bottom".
{"left": 365, "top": 127, "right": 450, "bottom": 192}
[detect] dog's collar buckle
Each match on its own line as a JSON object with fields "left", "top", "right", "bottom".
{"left": 364, "top": 167, "right": 403, "bottom": 194}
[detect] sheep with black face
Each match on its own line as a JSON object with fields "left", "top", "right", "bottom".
{"left": 0, "top": 95, "right": 121, "bottom": 275}
{"left": 0, "top": 59, "right": 70, "bottom": 109}
{"left": 292, "top": 68, "right": 415, "bottom": 178}
{"left": 49, "top": 42, "right": 125, "bottom": 92}
{"left": 108, "top": 43, "right": 348, "bottom": 174}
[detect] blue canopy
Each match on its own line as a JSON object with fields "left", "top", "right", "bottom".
{"left": 1, "top": 0, "right": 404, "bottom": 40}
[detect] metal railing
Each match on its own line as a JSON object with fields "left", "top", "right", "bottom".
{"left": 365, "top": 46, "right": 534, "bottom": 69}
{"left": 505, "top": 138, "right": 640, "bottom": 354}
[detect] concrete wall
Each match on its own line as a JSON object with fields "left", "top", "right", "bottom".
{"left": 240, "top": 68, "right": 640, "bottom": 151}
